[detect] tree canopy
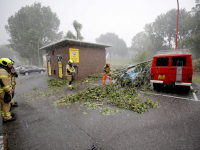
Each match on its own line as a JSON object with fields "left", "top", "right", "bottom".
{"left": 0, "top": 45, "right": 15, "bottom": 59}
{"left": 179, "top": 0, "right": 200, "bottom": 59}
{"left": 5, "top": 2, "right": 63, "bottom": 65}
{"left": 130, "top": 8, "right": 191, "bottom": 59}
{"left": 96, "top": 32, "right": 128, "bottom": 58}
{"left": 64, "top": 20, "right": 84, "bottom": 41}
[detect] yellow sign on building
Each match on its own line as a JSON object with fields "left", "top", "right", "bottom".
{"left": 48, "top": 62, "right": 51, "bottom": 76}
{"left": 69, "top": 48, "right": 79, "bottom": 63}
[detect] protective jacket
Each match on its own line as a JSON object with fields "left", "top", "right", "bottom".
{"left": 0, "top": 68, "right": 12, "bottom": 95}
{"left": 11, "top": 72, "right": 18, "bottom": 92}
{"left": 0, "top": 67, "right": 12, "bottom": 103}
{"left": 66, "top": 64, "right": 75, "bottom": 89}
{"left": 103, "top": 66, "right": 111, "bottom": 75}
{"left": 66, "top": 64, "right": 75, "bottom": 76}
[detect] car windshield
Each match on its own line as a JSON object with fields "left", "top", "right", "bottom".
{"left": 127, "top": 67, "right": 136, "bottom": 73}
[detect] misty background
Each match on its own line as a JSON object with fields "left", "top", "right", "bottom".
{"left": 0, "top": 0, "right": 199, "bottom": 69}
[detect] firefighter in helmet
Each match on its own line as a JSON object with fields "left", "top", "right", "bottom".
{"left": 10, "top": 59, "right": 18, "bottom": 108}
{"left": 103, "top": 62, "right": 112, "bottom": 84}
{"left": 66, "top": 60, "right": 75, "bottom": 89}
{"left": 0, "top": 58, "right": 15, "bottom": 122}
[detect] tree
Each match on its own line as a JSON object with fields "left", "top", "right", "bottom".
{"left": 179, "top": 0, "right": 200, "bottom": 59}
{"left": 96, "top": 32, "right": 128, "bottom": 58}
{"left": 64, "top": 30, "right": 76, "bottom": 40}
{"left": 152, "top": 9, "right": 189, "bottom": 49}
{"left": 144, "top": 23, "right": 168, "bottom": 55}
{"left": 73, "top": 20, "right": 84, "bottom": 40}
{"left": 0, "top": 45, "right": 15, "bottom": 59}
{"left": 130, "top": 32, "right": 150, "bottom": 52}
{"left": 5, "top": 2, "right": 63, "bottom": 65}
{"left": 64, "top": 20, "right": 84, "bottom": 40}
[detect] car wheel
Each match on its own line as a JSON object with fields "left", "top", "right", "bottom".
{"left": 40, "top": 70, "right": 44, "bottom": 74}
{"left": 25, "top": 72, "right": 29, "bottom": 76}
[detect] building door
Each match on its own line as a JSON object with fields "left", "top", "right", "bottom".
{"left": 57, "top": 55, "right": 63, "bottom": 78}
{"left": 48, "top": 56, "right": 51, "bottom": 76}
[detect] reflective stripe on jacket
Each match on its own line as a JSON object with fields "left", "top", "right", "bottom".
{"left": 66, "top": 64, "right": 75, "bottom": 76}
{"left": 0, "top": 69, "right": 12, "bottom": 93}
{"left": 103, "top": 66, "right": 111, "bottom": 74}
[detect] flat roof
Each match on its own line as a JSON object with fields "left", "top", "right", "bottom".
{"left": 40, "top": 38, "right": 112, "bottom": 50}
{"left": 153, "top": 53, "right": 192, "bottom": 57}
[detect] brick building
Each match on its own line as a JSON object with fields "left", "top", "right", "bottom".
{"left": 40, "top": 39, "right": 111, "bottom": 81}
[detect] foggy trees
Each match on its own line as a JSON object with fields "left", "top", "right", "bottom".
{"left": 130, "top": 8, "right": 190, "bottom": 60}
{"left": 152, "top": 9, "right": 189, "bottom": 48}
{"left": 96, "top": 33, "right": 128, "bottom": 58}
{"left": 65, "top": 30, "right": 76, "bottom": 40}
{"left": 64, "top": 20, "right": 84, "bottom": 40}
{"left": 0, "top": 45, "right": 15, "bottom": 59}
{"left": 179, "top": 0, "right": 200, "bottom": 59}
{"left": 5, "top": 2, "right": 63, "bottom": 66}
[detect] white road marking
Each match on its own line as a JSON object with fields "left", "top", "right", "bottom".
{"left": 140, "top": 91, "right": 199, "bottom": 101}
{"left": 190, "top": 86, "right": 198, "bottom": 101}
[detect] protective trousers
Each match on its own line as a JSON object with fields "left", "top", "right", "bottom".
{"left": 103, "top": 74, "right": 112, "bottom": 84}
{"left": 11, "top": 83, "right": 15, "bottom": 105}
{"left": 66, "top": 75, "right": 73, "bottom": 89}
{"left": 0, "top": 92, "right": 11, "bottom": 121}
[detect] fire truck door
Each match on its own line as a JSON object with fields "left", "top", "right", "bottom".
{"left": 58, "top": 55, "right": 63, "bottom": 78}
{"left": 176, "top": 61, "right": 183, "bottom": 82}
{"left": 48, "top": 56, "right": 51, "bottom": 76}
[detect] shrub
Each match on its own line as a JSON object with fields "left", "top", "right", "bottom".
{"left": 193, "top": 58, "right": 200, "bottom": 72}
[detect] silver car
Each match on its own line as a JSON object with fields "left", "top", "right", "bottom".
{"left": 19, "top": 66, "right": 45, "bottom": 75}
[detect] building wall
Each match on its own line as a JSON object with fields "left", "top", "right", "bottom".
{"left": 46, "top": 45, "right": 105, "bottom": 81}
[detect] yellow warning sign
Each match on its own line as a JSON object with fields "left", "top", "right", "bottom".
{"left": 69, "top": 48, "right": 79, "bottom": 63}
{"left": 59, "top": 68, "right": 62, "bottom": 78}
{"left": 48, "top": 62, "right": 51, "bottom": 76}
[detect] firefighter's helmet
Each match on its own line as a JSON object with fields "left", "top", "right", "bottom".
{"left": 68, "top": 60, "right": 74, "bottom": 64}
{"left": 106, "top": 62, "right": 110, "bottom": 66}
{"left": 9, "top": 59, "right": 14, "bottom": 65}
{"left": 0, "top": 58, "right": 12, "bottom": 66}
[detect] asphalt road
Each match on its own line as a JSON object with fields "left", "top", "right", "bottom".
{"left": 1, "top": 72, "right": 200, "bottom": 150}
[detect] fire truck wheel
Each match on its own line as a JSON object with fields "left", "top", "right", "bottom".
{"left": 183, "top": 86, "right": 190, "bottom": 93}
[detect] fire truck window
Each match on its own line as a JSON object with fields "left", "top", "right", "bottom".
{"left": 156, "top": 58, "right": 169, "bottom": 66}
{"left": 172, "top": 57, "right": 186, "bottom": 66}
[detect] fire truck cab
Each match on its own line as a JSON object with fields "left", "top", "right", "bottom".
{"left": 150, "top": 53, "right": 193, "bottom": 92}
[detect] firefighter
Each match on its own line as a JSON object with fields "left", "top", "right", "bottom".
{"left": 66, "top": 60, "right": 75, "bottom": 89}
{"left": 10, "top": 59, "right": 18, "bottom": 108}
{"left": 0, "top": 58, "right": 15, "bottom": 122}
{"left": 103, "top": 62, "right": 112, "bottom": 84}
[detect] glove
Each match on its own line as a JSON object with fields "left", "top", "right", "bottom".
{"left": 15, "top": 73, "right": 18, "bottom": 78}
{"left": 4, "top": 92, "right": 12, "bottom": 103}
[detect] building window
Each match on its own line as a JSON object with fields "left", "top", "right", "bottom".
{"left": 52, "top": 50, "right": 55, "bottom": 55}
{"left": 54, "top": 70, "right": 56, "bottom": 75}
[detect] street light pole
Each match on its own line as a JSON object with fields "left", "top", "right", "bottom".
{"left": 37, "top": 42, "right": 40, "bottom": 67}
{"left": 30, "top": 40, "right": 40, "bottom": 66}
{"left": 175, "top": 0, "right": 179, "bottom": 51}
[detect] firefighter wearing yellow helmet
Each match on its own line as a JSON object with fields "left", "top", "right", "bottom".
{"left": 10, "top": 59, "right": 18, "bottom": 108}
{"left": 66, "top": 60, "right": 75, "bottom": 89}
{"left": 103, "top": 62, "right": 112, "bottom": 84}
{"left": 0, "top": 58, "right": 15, "bottom": 122}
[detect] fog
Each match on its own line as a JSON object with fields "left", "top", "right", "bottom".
{"left": 0, "top": 0, "right": 196, "bottom": 47}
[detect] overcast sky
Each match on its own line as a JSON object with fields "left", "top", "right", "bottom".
{"left": 0, "top": 0, "right": 196, "bottom": 47}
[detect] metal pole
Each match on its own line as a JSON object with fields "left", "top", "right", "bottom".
{"left": 175, "top": 0, "right": 179, "bottom": 51}
{"left": 38, "top": 42, "right": 40, "bottom": 67}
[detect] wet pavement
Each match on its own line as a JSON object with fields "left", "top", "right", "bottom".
{"left": 0, "top": 73, "right": 200, "bottom": 150}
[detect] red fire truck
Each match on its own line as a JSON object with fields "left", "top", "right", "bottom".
{"left": 150, "top": 52, "right": 193, "bottom": 92}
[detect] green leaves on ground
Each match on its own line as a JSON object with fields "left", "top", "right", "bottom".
{"left": 54, "top": 83, "right": 160, "bottom": 114}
